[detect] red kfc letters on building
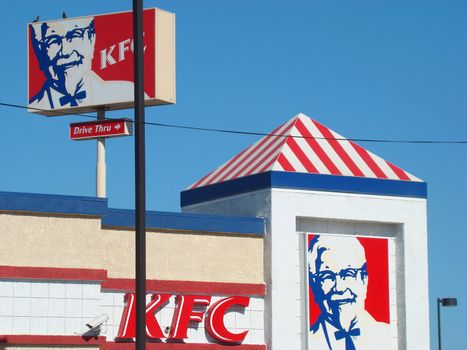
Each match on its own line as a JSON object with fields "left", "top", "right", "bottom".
{"left": 116, "top": 293, "right": 251, "bottom": 344}
{"left": 117, "top": 293, "right": 171, "bottom": 338}
{"left": 205, "top": 296, "right": 250, "bottom": 343}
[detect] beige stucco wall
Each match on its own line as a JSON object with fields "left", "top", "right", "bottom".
{"left": 0, "top": 213, "right": 264, "bottom": 284}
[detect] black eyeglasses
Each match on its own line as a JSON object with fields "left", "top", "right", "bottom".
{"left": 41, "top": 25, "right": 93, "bottom": 49}
{"left": 312, "top": 266, "right": 367, "bottom": 286}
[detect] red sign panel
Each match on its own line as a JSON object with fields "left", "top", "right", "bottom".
{"left": 70, "top": 119, "right": 132, "bottom": 140}
{"left": 28, "top": 8, "right": 175, "bottom": 116}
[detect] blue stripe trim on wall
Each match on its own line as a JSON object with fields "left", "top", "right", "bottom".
{"left": 180, "top": 171, "right": 427, "bottom": 207}
{"left": 0, "top": 191, "right": 265, "bottom": 236}
{"left": 0, "top": 191, "right": 108, "bottom": 216}
{"left": 103, "top": 209, "right": 265, "bottom": 235}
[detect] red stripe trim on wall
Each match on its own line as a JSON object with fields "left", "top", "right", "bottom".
{"left": 104, "top": 343, "right": 267, "bottom": 350}
{"left": 0, "top": 336, "right": 266, "bottom": 350}
{"left": 0, "top": 266, "right": 266, "bottom": 296}
{"left": 0, "top": 335, "right": 104, "bottom": 345}
{"left": 0, "top": 265, "right": 108, "bottom": 281}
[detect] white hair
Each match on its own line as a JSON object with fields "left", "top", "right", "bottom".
{"left": 308, "top": 235, "right": 366, "bottom": 275}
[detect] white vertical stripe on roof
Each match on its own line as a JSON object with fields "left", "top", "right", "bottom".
{"left": 192, "top": 155, "right": 240, "bottom": 189}
{"left": 369, "top": 151, "right": 401, "bottom": 180}
{"left": 195, "top": 125, "right": 279, "bottom": 187}
{"left": 196, "top": 135, "right": 267, "bottom": 187}
{"left": 292, "top": 125, "right": 331, "bottom": 175}
{"left": 302, "top": 117, "right": 353, "bottom": 176}
{"left": 329, "top": 128, "right": 378, "bottom": 178}
{"left": 227, "top": 125, "right": 290, "bottom": 181}
{"left": 216, "top": 117, "right": 297, "bottom": 184}
{"left": 281, "top": 143, "right": 308, "bottom": 173}
{"left": 249, "top": 144, "right": 285, "bottom": 176}
{"left": 271, "top": 158, "right": 285, "bottom": 171}
{"left": 406, "top": 172, "right": 421, "bottom": 182}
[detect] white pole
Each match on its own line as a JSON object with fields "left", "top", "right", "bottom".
{"left": 96, "top": 108, "right": 106, "bottom": 198}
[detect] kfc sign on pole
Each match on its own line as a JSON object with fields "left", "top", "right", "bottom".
{"left": 70, "top": 119, "right": 132, "bottom": 140}
{"left": 27, "top": 8, "right": 175, "bottom": 116}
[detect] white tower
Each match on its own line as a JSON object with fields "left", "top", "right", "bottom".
{"left": 181, "top": 113, "right": 429, "bottom": 350}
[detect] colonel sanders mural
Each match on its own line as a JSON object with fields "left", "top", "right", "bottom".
{"left": 308, "top": 235, "right": 391, "bottom": 350}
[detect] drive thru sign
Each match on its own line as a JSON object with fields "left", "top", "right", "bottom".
{"left": 70, "top": 119, "right": 133, "bottom": 140}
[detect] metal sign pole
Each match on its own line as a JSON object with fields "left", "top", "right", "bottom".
{"left": 437, "top": 298, "right": 442, "bottom": 350}
{"left": 96, "top": 108, "right": 106, "bottom": 198}
{"left": 133, "top": 1, "right": 146, "bottom": 350}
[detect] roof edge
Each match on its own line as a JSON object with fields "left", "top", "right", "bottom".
{"left": 181, "top": 171, "right": 427, "bottom": 207}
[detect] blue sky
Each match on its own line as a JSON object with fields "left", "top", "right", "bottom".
{"left": 1, "top": 0, "right": 466, "bottom": 348}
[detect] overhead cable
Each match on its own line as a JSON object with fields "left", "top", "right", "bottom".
{"left": 1, "top": 101, "right": 466, "bottom": 144}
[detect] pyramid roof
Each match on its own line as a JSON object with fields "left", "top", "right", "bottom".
{"left": 188, "top": 113, "right": 421, "bottom": 190}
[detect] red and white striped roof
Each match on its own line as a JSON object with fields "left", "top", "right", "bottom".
{"left": 189, "top": 113, "right": 421, "bottom": 189}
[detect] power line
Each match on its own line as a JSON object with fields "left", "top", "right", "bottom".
{"left": 2, "top": 101, "right": 466, "bottom": 144}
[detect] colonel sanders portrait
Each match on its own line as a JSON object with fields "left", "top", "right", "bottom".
{"left": 308, "top": 235, "right": 391, "bottom": 350}
{"left": 29, "top": 17, "right": 133, "bottom": 110}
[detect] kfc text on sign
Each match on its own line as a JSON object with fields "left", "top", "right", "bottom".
{"left": 100, "top": 37, "right": 147, "bottom": 69}
{"left": 117, "top": 293, "right": 250, "bottom": 344}
{"left": 70, "top": 119, "right": 132, "bottom": 140}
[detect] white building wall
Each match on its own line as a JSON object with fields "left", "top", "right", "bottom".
{"left": 183, "top": 187, "right": 429, "bottom": 350}
{"left": 0, "top": 279, "right": 265, "bottom": 345}
{"left": 0, "top": 280, "right": 101, "bottom": 336}
{"left": 183, "top": 190, "right": 274, "bottom": 346}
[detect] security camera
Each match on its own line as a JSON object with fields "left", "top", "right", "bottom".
{"left": 86, "top": 314, "right": 109, "bottom": 329}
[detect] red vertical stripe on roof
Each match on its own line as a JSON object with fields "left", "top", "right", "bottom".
{"left": 312, "top": 120, "right": 364, "bottom": 177}
{"left": 350, "top": 142, "right": 387, "bottom": 179}
{"left": 252, "top": 153, "right": 278, "bottom": 175}
{"left": 255, "top": 154, "right": 280, "bottom": 174}
{"left": 386, "top": 161, "right": 410, "bottom": 181}
{"left": 277, "top": 153, "right": 296, "bottom": 172}
{"left": 216, "top": 121, "right": 295, "bottom": 183}
{"left": 200, "top": 147, "right": 250, "bottom": 187}
{"left": 243, "top": 136, "right": 289, "bottom": 177}
{"left": 255, "top": 158, "right": 275, "bottom": 174}
{"left": 295, "top": 119, "right": 342, "bottom": 175}
{"left": 286, "top": 137, "right": 319, "bottom": 173}
{"left": 191, "top": 147, "right": 249, "bottom": 189}
{"left": 190, "top": 170, "right": 215, "bottom": 189}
